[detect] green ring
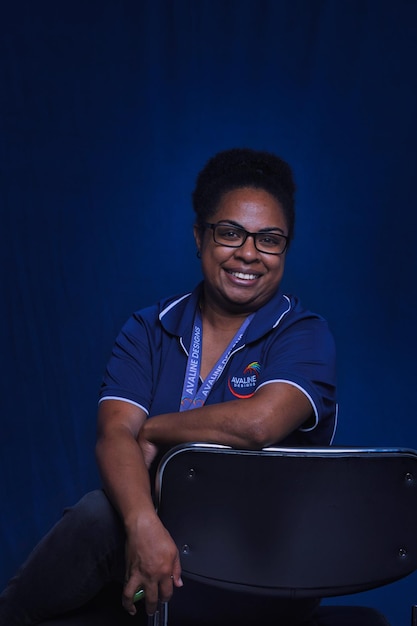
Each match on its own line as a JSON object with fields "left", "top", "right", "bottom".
{"left": 133, "top": 588, "right": 145, "bottom": 603}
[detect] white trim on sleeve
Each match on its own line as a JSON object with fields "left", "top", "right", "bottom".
{"left": 256, "top": 379, "right": 319, "bottom": 431}
{"left": 98, "top": 396, "right": 149, "bottom": 415}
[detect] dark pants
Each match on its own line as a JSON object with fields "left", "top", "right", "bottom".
{"left": 0, "top": 490, "right": 319, "bottom": 626}
{"left": 0, "top": 490, "right": 130, "bottom": 625}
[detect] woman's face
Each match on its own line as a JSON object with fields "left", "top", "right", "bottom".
{"left": 194, "top": 186, "right": 288, "bottom": 315}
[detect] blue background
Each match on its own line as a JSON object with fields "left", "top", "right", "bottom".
{"left": 1, "top": 1, "right": 416, "bottom": 624}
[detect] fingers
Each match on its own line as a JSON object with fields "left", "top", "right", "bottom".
{"left": 122, "top": 542, "right": 182, "bottom": 616}
{"left": 143, "top": 581, "right": 160, "bottom": 616}
{"left": 172, "top": 553, "right": 183, "bottom": 589}
{"left": 122, "top": 573, "right": 141, "bottom": 616}
{"left": 124, "top": 572, "right": 181, "bottom": 617}
{"left": 158, "top": 552, "right": 183, "bottom": 603}
{"left": 155, "top": 572, "right": 177, "bottom": 606}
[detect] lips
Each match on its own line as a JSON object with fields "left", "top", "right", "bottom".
{"left": 226, "top": 270, "right": 261, "bottom": 281}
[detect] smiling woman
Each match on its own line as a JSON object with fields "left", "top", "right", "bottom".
{"left": 0, "top": 148, "right": 337, "bottom": 626}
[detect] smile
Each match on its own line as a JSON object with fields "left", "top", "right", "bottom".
{"left": 227, "top": 271, "right": 260, "bottom": 281}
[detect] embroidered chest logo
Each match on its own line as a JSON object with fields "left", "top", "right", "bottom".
{"left": 228, "top": 361, "right": 261, "bottom": 399}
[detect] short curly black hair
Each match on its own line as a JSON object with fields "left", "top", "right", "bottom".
{"left": 192, "top": 148, "right": 296, "bottom": 245}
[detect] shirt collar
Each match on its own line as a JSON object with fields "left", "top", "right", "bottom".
{"left": 159, "top": 282, "right": 292, "bottom": 344}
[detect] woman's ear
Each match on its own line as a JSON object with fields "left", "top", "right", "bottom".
{"left": 193, "top": 224, "right": 202, "bottom": 256}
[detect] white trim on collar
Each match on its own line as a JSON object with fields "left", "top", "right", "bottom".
{"left": 272, "top": 294, "right": 292, "bottom": 328}
{"left": 159, "top": 292, "right": 191, "bottom": 320}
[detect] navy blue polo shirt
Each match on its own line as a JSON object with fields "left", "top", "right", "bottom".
{"left": 99, "top": 283, "right": 337, "bottom": 446}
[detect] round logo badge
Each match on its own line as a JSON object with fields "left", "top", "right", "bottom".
{"left": 227, "top": 361, "right": 261, "bottom": 399}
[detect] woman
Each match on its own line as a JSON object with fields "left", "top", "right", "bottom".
{"left": 0, "top": 148, "right": 336, "bottom": 625}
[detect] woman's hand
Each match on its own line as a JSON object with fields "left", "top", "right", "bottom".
{"left": 122, "top": 515, "right": 183, "bottom": 616}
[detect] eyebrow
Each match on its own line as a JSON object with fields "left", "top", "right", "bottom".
{"left": 217, "top": 219, "right": 286, "bottom": 235}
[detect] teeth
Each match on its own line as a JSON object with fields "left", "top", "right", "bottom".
{"left": 230, "top": 271, "right": 258, "bottom": 280}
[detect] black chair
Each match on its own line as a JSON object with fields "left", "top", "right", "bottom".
{"left": 44, "top": 444, "right": 417, "bottom": 625}
{"left": 151, "top": 443, "right": 417, "bottom": 626}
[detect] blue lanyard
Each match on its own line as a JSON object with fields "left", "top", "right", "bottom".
{"left": 180, "top": 308, "right": 254, "bottom": 411}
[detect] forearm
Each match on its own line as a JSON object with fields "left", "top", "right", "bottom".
{"left": 143, "top": 401, "right": 259, "bottom": 449}
{"left": 95, "top": 400, "right": 182, "bottom": 616}
{"left": 96, "top": 425, "right": 157, "bottom": 529}
{"left": 142, "top": 384, "right": 312, "bottom": 450}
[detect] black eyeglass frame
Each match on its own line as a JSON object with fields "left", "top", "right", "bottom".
{"left": 204, "top": 222, "right": 289, "bottom": 256}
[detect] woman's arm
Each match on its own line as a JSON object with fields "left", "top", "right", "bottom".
{"left": 95, "top": 399, "right": 182, "bottom": 616}
{"left": 140, "top": 381, "right": 313, "bottom": 450}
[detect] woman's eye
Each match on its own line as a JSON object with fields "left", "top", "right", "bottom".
{"left": 218, "top": 228, "right": 241, "bottom": 240}
{"left": 258, "top": 234, "right": 280, "bottom": 246}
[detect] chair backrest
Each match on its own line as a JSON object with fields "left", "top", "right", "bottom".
{"left": 155, "top": 443, "right": 417, "bottom": 599}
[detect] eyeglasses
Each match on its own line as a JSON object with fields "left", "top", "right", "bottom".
{"left": 205, "top": 222, "right": 288, "bottom": 255}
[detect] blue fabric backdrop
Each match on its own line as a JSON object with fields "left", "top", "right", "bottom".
{"left": 1, "top": 1, "right": 416, "bottom": 625}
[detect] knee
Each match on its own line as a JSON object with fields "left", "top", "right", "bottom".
{"left": 64, "top": 490, "right": 123, "bottom": 540}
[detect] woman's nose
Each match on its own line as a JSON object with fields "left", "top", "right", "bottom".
{"left": 234, "top": 234, "right": 259, "bottom": 259}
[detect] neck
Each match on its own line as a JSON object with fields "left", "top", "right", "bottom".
{"left": 199, "top": 296, "right": 251, "bottom": 332}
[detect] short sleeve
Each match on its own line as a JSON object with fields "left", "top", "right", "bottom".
{"left": 99, "top": 309, "right": 160, "bottom": 413}
{"left": 256, "top": 314, "right": 337, "bottom": 441}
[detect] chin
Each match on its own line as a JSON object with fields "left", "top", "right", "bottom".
{"left": 222, "top": 294, "right": 264, "bottom": 313}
